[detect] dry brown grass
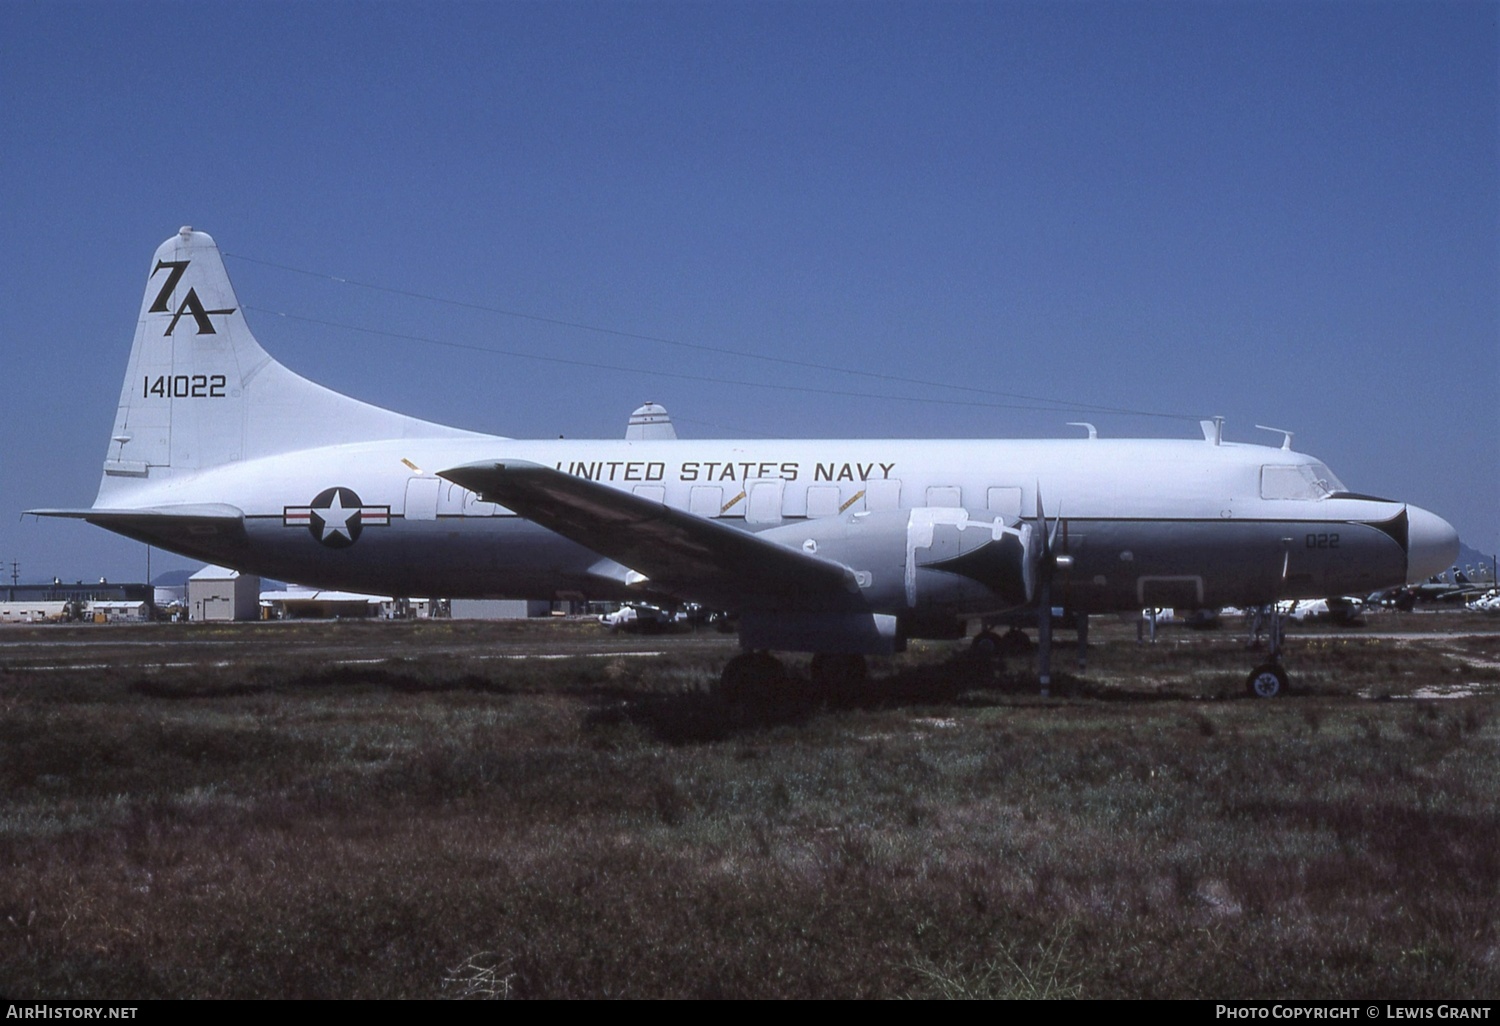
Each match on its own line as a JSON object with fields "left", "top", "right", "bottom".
{"left": 1, "top": 615, "right": 1497, "bottom": 997}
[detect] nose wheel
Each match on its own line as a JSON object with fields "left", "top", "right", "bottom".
{"left": 1246, "top": 662, "right": 1289, "bottom": 698}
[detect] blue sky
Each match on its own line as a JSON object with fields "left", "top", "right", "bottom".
{"left": 2, "top": 0, "right": 1495, "bottom": 584}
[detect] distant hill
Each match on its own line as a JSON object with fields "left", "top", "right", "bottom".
{"left": 1457, "top": 542, "right": 1495, "bottom": 578}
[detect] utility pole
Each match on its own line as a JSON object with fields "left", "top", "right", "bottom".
{"left": 9, "top": 561, "right": 18, "bottom": 587}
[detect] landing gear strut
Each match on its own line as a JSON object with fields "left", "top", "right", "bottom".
{"left": 1244, "top": 603, "right": 1291, "bottom": 698}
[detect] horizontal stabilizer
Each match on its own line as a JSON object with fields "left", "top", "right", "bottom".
{"left": 438, "top": 460, "right": 857, "bottom": 610}
{"left": 27, "top": 504, "right": 250, "bottom": 559}
{"left": 29, "top": 503, "right": 245, "bottom": 522}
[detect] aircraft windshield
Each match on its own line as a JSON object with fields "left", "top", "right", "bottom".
{"left": 1260, "top": 463, "right": 1346, "bottom": 501}
{"left": 1309, "top": 462, "right": 1347, "bottom": 496}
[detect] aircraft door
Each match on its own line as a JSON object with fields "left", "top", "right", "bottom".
{"left": 404, "top": 477, "right": 440, "bottom": 521}
{"left": 747, "top": 480, "right": 784, "bottom": 525}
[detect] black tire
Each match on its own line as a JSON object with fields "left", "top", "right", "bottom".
{"left": 719, "top": 652, "right": 788, "bottom": 707}
{"left": 970, "top": 630, "right": 1003, "bottom": 660}
{"left": 810, "top": 653, "right": 869, "bottom": 706}
{"left": 1000, "top": 628, "right": 1034, "bottom": 654}
{"left": 1246, "top": 663, "right": 1288, "bottom": 699}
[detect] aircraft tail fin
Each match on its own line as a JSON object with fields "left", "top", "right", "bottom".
{"left": 98, "top": 227, "right": 479, "bottom": 504}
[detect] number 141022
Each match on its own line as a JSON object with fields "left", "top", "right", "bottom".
{"left": 144, "top": 374, "right": 227, "bottom": 398}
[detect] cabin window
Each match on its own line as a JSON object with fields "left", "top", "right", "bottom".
{"left": 806, "top": 485, "right": 841, "bottom": 519}
{"left": 865, "top": 479, "right": 901, "bottom": 511}
{"left": 632, "top": 484, "right": 666, "bottom": 504}
{"left": 926, "top": 485, "right": 962, "bottom": 508}
{"left": 689, "top": 486, "right": 722, "bottom": 518}
{"left": 987, "top": 486, "right": 1022, "bottom": 517}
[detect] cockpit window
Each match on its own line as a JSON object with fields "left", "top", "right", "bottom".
{"left": 1260, "top": 463, "right": 1345, "bottom": 500}
{"left": 1309, "top": 462, "right": 1346, "bottom": 496}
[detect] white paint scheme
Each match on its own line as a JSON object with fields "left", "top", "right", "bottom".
{"left": 33, "top": 229, "right": 1459, "bottom": 660}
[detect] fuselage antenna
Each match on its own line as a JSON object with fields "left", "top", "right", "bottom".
{"left": 1255, "top": 425, "right": 1295, "bottom": 451}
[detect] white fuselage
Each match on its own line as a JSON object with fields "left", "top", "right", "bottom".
{"left": 102, "top": 432, "right": 1445, "bottom": 614}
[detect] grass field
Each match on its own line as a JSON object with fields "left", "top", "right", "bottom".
{"left": 1, "top": 615, "right": 1497, "bottom": 998}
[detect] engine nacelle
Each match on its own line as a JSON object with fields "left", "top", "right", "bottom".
{"left": 758, "top": 506, "right": 1037, "bottom": 620}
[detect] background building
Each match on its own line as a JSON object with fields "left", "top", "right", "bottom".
{"left": 187, "top": 566, "right": 261, "bottom": 622}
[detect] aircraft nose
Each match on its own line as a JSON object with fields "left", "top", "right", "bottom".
{"left": 1405, "top": 505, "right": 1460, "bottom": 583}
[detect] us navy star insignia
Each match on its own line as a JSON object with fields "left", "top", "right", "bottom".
{"left": 283, "top": 487, "right": 390, "bottom": 549}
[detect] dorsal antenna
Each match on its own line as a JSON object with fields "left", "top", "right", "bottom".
{"left": 1255, "top": 425, "right": 1294, "bottom": 450}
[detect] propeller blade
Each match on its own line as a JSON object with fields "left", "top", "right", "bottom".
{"left": 1033, "top": 486, "right": 1066, "bottom": 572}
{"left": 1035, "top": 488, "right": 1050, "bottom": 560}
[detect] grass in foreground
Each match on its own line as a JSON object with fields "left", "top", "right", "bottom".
{"left": 0, "top": 619, "right": 1497, "bottom": 998}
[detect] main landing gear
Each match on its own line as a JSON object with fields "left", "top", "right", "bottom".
{"left": 718, "top": 651, "right": 870, "bottom": 709}
{"left": 719, "top": 651, "right": 789, "bottom": 707}
{"left": 969, "top": 628, "right": 1033, "bottom": 660}
{"left": 809, "top": 653, "right": 869, "bottom": 705}
{"left": 1244, "top": 603, "right": 1291, "bottom": 698}
{"left": 971, "top": 613, "right": 1091, "bottom": 694}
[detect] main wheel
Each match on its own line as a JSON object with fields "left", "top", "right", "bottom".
{"left": 970, "top": 630, "right": 1004, "bottom": 660}
{"left": 1000, "top": 628, "right": 1034, "bottom": 654}
{"left": 719, "top": 651, "right": 788, "bottom": 707}
{"left": 810, "top": 653, "right": 869, "bottom": 706}
{"left": 1245, "top": 663, "right": 1289, "bottom": 699}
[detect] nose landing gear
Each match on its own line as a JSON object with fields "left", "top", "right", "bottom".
{"left": 1244, "top": 603, "right": 1291, "bottom": 698}
{"left": 1246, "top": 662, "right": 1289, "bottom": 698}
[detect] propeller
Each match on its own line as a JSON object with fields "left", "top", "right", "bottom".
{"left": 1032, "top": 489, "right": 1073, "bottom": 696}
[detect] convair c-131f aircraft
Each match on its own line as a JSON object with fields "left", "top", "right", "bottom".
{"left": 32, "top": 228, "right": 1459, "bottom": 699}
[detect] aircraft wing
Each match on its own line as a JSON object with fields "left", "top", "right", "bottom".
{"left": 438, "top": 460, "right": 858, "bottom": 609}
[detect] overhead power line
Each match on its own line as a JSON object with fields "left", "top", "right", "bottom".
{"left": 247, "top": 307, "right": 1155, "bottom": 417}
{"left": 227, "top": 252, "right": 1201, "bottom": 422}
